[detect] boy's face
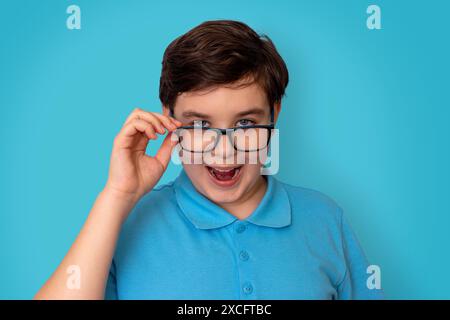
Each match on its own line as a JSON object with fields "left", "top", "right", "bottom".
{"left": 165, "top": 80, "right": 280, "bottom": 206}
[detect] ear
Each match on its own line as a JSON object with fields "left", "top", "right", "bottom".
{"left": 162, "top": 105, "right": 171, "bottom": 117}
{"left": 273, "top": 102, "right": 282, "bottom": 124}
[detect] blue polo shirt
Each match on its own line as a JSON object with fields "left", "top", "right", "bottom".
{"left": 105, "top": 169, "right": 383, "bottom": 299}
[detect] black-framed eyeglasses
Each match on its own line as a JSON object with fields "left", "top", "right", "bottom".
{"left": 170, "top": 108, "right": 275, "bottom": 153}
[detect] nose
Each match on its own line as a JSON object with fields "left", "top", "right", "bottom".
{"left": 211, "top": 132, "right": 235, "bottom": 163}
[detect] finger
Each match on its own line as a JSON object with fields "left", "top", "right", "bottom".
{"left": 168, "top": 116, "right": 183, "bottom": 126}
{"left": 155, "top": 131, "right": 178, "bottom": 170}
{"left": 152, "top": 113, "right": 180, "bottom": 131}
{"left": 145, "top": 114, "right": 166, "bottom": 134}
{"left": 118, "top": 119, "right": 157, "bottom": 144}
{"left": 124, "top": 107, "right": 144, "bottom": 125}
{"left": 125, "top": 110, "right": 171, "bottom": 134}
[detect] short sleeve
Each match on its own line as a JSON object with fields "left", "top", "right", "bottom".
{"left": 104, "top": 259, "right": 118, "bottom": 300}
{"left": 336, "top": 209, "right": 384, "bottom": 300}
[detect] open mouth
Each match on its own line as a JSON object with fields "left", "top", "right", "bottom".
{"left": 206, "top": 165, "right": 243, "bottom": 186}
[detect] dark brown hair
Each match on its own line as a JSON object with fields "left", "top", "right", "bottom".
{"left": 159, "top": 20, "right": 289, "bottom": 112}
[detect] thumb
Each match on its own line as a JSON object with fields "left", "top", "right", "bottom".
{"left": 155, "top": 131, "right": 178, "bottom": 170}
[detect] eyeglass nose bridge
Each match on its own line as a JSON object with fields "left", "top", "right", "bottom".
{"left": 208, "top": 128, "right": 238, "bottom": 152}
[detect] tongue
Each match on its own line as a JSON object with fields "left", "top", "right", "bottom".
{"left": 212, "top": 168, "right": 236, "bottom": 181}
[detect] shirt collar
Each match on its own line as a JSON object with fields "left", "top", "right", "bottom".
{"left": 173, "top": 169, "right": 292, "bottom": 230}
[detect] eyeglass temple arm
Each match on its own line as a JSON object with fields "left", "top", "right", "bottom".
{"left": 269, "top": 107, "right": 274, "bottom": 124}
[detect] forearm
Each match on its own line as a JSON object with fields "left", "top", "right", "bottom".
{"left": 34, "top": 187, "right": 138, "bottom": 300}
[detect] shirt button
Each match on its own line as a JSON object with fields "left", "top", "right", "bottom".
{"left": 236, "top": 224, "right": 247, "bottom": 233}
{"left": 242, "top": 283, "right": 253, "bottom": 295}
{"left": 239, "top": 250, "right": 249, "bottom": 261}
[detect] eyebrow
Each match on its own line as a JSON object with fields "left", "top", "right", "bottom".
{"left": 181, "top": 107, "right": 267, "bottom": 119}
{"left": 235, "top": 107, "right": 267, "bottom": 117}
{"left": 181, "top": 110, "right": 211, "bottom": 119}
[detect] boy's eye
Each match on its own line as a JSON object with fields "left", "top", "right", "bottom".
{"left": 236, "top": 119, "right": 255, "bottom": 127}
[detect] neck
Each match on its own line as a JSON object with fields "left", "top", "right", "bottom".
{"left": 220, "top": 175, "right": 268, "bottom": 220}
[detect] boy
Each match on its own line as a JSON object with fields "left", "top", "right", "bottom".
{"left": 35, "top": 20, "right": 383, "bottom": 299}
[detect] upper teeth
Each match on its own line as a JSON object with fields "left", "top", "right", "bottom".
{"left": 211, "top": 167, "right": 239, "bottom": 172}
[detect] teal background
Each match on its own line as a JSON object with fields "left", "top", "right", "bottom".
{"left": 1, "top": 0, "right": 449, "bottom": 299}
